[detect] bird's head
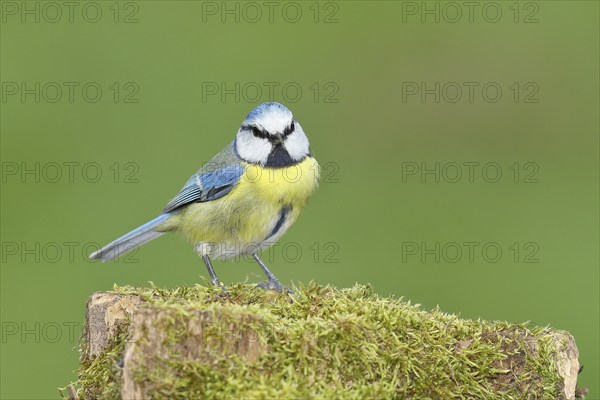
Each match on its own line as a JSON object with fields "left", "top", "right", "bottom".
{"left": 235, "top": 102, "right": 310, "bottom": 167}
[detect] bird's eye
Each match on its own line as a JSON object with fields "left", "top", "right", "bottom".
{"left": 283, "top": 121, "right": 295, "bottom": 136}
{"left": 250, "top": 126, "right": 268, "bottom": 139}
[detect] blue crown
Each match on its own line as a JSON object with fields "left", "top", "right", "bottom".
{"left": 245, "top": 102, "right": 292, "bottom": 121}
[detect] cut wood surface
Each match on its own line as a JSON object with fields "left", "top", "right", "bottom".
{"left": 73, "top": 284, "right": 583, "bottom": 399}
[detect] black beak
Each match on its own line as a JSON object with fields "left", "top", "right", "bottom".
{"left": 271, "top": 133, "right": 284, "bottom": 145}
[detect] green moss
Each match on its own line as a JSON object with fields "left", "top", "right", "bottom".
{"left": 72, "top": 283, "right": 564, "bottom": 399}
{"left": 76, "top": 322, "right": 128, "bottom": 399}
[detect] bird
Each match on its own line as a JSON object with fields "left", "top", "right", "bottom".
{"left": 89, "top": 102, "right": 320, "bottom": 292}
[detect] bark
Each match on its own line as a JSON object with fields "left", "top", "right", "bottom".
{"left": 81, "top": 291, "right": 582, "bottom": 400}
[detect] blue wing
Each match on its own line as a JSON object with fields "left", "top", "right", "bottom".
{"left": 163, "top": 143, "right": 244, "bottom": 213}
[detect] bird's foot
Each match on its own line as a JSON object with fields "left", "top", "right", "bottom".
{"left": 211, "top": 279, "right": 228, "bottom": 295}
{"left": 257, "top": 278, "right": 294, "bottom": 294}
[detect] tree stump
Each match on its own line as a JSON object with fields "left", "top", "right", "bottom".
{"left": 72, "top": 284, "right": 583, "bottom": 399}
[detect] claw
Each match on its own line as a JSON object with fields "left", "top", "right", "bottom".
{"left": 256, "top": 279, "right": 294, "bottom": 294}
{"left": 212, "top": 280, "right": 228, "bottom": 295}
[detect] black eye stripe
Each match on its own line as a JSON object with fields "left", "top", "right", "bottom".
{"left": 243, "top": 121, "right": 295, "bottom": 139}
{"left": 283, "top": 121, "right": 295, "bottom": 136}
{"left": 252, "top": 126, "right": 268, "bottom": 139}
{"left": 243, "top": 125, "right": 269, "bottom": 139}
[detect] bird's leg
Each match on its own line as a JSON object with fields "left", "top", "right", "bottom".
{"left": 253, "top": 253, "right": 292, "bottom": 293}
{"left": 201, "top": 254, "right": 222, "bottom": 288}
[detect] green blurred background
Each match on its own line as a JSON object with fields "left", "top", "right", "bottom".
{"left": 1, "top": 1, "right": 598, "bottom": 398}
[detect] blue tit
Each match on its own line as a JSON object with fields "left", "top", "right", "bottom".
{"left": 90, "top": 102, "right": 320, "bottom": 292}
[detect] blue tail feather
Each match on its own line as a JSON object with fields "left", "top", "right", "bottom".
{"left": 89, "top": 214, "right": 171, "bottom": 262}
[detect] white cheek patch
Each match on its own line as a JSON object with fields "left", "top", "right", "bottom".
{"left": 236, "top": 131, "right": 271, "bottom": 164}
{"left": 284, "top": 124, "right": 310, "bottom": 161}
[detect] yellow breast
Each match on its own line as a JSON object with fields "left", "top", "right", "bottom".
{"left": 240, "top": 156, "right": 320, "bottom": 206}
{"left": 174, "top": 157, "right": 319, "bottom": 248}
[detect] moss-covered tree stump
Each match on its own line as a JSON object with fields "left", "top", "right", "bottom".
{"left": 72, "top": 284, "right": 582, "bottom": 399}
